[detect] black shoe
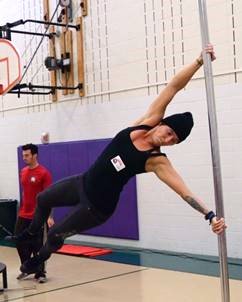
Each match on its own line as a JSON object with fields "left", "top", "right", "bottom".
{"left": 20, "top": 256, "right": 43, "bottom": 275}
{"left": 16, "top": 272, "right": 30, "bottom": 280}
{"left": 34, "top": 272, "right": 47, "bottom": 283}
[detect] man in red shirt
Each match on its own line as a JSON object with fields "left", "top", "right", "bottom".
{"left": 15, "top": 143, "right": 53, "bottom": 283}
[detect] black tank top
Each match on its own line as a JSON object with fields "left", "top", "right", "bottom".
{"left": 83, "top": 125, "right": 166, "bottom": 215}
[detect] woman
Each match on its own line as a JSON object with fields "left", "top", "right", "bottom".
{"left": 12, "top": 44, "right": 226, "bottom": 275}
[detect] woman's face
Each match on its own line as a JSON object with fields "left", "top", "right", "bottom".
{"left": 152, "top": 124, "right": 179, "bottom": 146}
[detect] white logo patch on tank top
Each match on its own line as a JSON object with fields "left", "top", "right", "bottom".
{"left": 111, "top": 155, "right": 126, "bottom": 172}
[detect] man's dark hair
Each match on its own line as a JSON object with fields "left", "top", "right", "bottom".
{"left": 22, "top": 143, "right": 38, "bottom": 155}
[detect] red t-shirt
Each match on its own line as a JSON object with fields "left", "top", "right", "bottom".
{"left": 18, "top": 165, "right": 52, "bottom": 219}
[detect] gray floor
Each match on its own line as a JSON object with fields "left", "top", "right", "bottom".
{"left": 0, "top": 246, "right": 242, "bottom": 302}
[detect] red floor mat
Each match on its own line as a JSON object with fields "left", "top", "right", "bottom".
{"left": 57, "top": 244, "right": 112, "bottom": 257}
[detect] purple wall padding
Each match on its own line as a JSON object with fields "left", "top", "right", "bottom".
{"left": 17, "top": 139, "right": 139, "bottom": 240}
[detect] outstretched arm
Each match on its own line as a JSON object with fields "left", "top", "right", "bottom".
{"left": 148, "top": 156, "right": 210, "bottom": 215}
{"left": 146, "top": 156, "right": 226, "bottom": 234}
{"left": 133, "top": 44, "right": 216, "bottom": 127}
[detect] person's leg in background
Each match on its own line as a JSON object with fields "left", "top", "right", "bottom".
{"left": 14, "top": 217, "right": 32, "bottom": 280}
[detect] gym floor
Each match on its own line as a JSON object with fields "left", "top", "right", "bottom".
{"left": 0, "top": 246, "right": 242, "bottom": 302}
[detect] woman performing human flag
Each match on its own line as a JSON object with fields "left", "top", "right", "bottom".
{"left": 7, "top": 44, "right": 226, "bottom": 276}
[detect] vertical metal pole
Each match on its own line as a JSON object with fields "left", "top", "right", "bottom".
{"left": 197, "top": 1, "right": 230, "bottom": 302}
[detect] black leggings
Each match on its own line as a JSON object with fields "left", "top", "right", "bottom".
{"left": 28, "top": 175, "right": 109, "bottom": 262}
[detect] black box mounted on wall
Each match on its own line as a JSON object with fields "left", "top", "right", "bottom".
{"left": 0, "top": 199, "right": 17, "bottom": 239}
